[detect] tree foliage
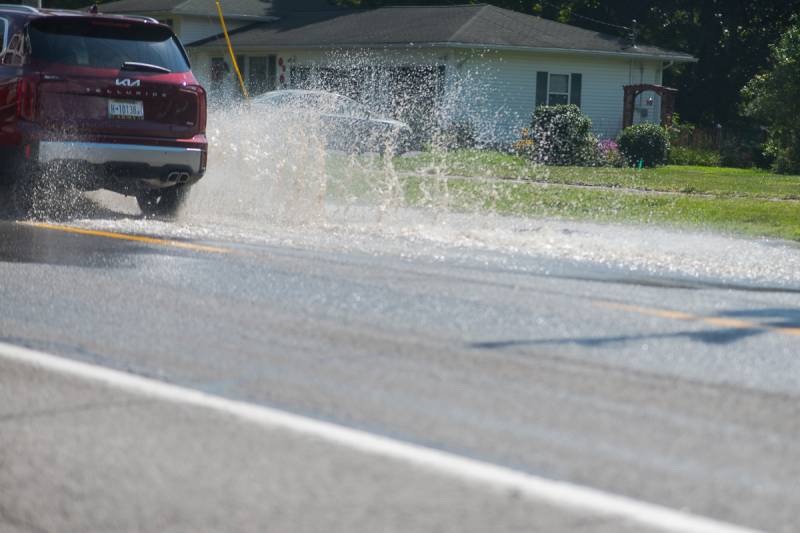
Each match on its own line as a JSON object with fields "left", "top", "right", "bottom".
{"left": 742, "top": 22, "right": 800, "bottom": 174}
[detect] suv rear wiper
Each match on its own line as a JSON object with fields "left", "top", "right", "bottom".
{"left": 121, "top": 61, "right": 172, "bottom": 74}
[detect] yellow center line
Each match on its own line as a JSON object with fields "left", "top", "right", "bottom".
{"left": 596, "top": 301, "right": 800, "bottom": 338}
{"left": 22, "top": 221, "right": 800, "bottom": 341}
{"left": 23, "top": 222, "right": 231, "bottom": 255}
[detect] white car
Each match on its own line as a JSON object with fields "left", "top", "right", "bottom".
{"left": 252, "top": 89, "right": 414, "bottom": 154}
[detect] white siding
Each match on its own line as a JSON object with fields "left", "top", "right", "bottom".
{"left": 191, "top": 46, "right": 665, "bottom": 144}
{"left": 447, "top": 49, "right": 663, "bottom": 142}
{"left": 177, "top": 16, "right": 250, "bottom": 46}
{"left": 190, "top": 53, "right": 213, "bottom": 86}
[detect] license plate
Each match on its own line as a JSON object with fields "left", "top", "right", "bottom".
{"left": 108, "top": 99, "right": 144, "bottom": 120}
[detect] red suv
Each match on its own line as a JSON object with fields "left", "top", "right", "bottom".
{"left": 0, "top": 5, "right": 207, "bottom": 216}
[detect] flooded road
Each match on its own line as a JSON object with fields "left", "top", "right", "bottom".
{"left": 1, "top": 196, "right": 799, "bottom": 532}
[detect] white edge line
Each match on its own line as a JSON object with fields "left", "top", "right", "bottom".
{"left": 0, "top": 341, "right": 760, "bottom": 533}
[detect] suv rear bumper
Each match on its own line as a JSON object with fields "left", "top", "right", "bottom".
{"left": 38, "top": 141, "right": 204, "bottom": 175}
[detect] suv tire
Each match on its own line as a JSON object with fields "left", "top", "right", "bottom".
{"left": 136, "top": 185, "right": 191, "bottom": 217}
{"left": 11, "top": 171, "right": 45, "bottom": 219}
{"left": 12, "top": 168, "right": 81, "bottom": 220}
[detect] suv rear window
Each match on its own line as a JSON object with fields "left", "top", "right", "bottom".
{"left": 28, "top": 18, "right": 189, "bottom": 73}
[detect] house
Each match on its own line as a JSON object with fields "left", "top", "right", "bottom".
{"left": 96, "top": 0, "right": 696, "bottom": 144}
{"left": 91, "top": 0, "right": 278, "bottom": 44}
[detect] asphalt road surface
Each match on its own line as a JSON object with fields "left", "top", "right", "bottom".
{"left": 1, "top": 194, "right": 799, "bottom": 532}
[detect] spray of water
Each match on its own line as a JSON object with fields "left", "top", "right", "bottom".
{"left": 183, "top": 50, "right": 531, "bottom": 225}
{"left": 22, "top": 48, "right": 800, "bottom": 287}
{"left": 170, "top": 100, "right": 800, "bottom": 287}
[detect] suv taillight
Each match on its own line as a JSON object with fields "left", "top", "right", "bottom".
{"left": 197, "top": 86, "right": 207, "bottom": 132}
{"left": 179, "top": 85, "right": 206, "bottom": 133}
{"left": 16, "top": 77, "right": 38, "bottom": 120}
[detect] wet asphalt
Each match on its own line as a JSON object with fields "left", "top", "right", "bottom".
{"left": 1, "top": 201, "right": 799, "bottom": 532}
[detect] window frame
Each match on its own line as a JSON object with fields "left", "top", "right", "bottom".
{"left": 1, "top": 32, "right": 20, "bottom": 65}
{"left": 547, "top": 72, "right": 571, "bottom": 106}
{"left": 0, "top": 17, "right": 10, "bottom": 55}
{"left": 246, "top": 55, "right": 277, "bottom": 95}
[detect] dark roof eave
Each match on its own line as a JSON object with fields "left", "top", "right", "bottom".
{"left": 100, "top": 8, "right": 174, "bottom": 14}
{"left": 188, "top": 39, "right": 696, "bottom": 62}
{"left": 186, "top": 21, "right": 268, "bottom": 47}
{"left": 99, "top": 9, "right": 274, "bottom": 21}
{"left": 177, "top": 13, "right": 276, "bottom": 22}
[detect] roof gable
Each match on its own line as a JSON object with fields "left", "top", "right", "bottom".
{"left": 190, "top": 4, "right": 694, "bottom": 61}
{"left": 99, "top": 1, "right": 692, "bottom": 61}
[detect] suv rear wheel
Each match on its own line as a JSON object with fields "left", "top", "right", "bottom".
{"left": 11, "top": 172, "right": 39, "bottom": 218}
{"left": 12, "top": 163, "right": 89, "bottom": 220}
{"left": 11, "top": 170, "right": 66, "bottom": 219}
{"left": 136, "top": 185, "right": 191, "bottom": 217}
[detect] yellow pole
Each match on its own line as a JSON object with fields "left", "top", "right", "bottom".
{"left": 214, "top": 0, "right": 249, "bottom": 100}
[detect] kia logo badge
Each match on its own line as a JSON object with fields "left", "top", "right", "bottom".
{"left": 115, "top": 78, "right": 141, "bottom": 87}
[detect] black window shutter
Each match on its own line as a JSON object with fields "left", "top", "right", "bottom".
{"left": 536, "top": 71, "right": 548, "bottom": 107}
{"left": 570, "top": 73, "right": 582, "bottom": 107}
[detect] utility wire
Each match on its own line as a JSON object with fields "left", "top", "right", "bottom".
{"left": 538, "top": 0, "right": 632, "bottom": 32}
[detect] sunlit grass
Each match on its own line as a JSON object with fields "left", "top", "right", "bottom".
{"left": 402, "top": 176, "right": 800, "bottom": 241}
{"left": 324, "top": 149, "right": 800, "bottom": 241}
{"left": 394, "top": 150, "right": 800, "bottom": 199}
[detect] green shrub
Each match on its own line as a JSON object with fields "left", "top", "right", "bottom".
{"left": 668, "top": 147, "right": 721, "bottom": 166}
{"left": 617, "top": 123, "right": 670, "bottom": 167}
{"left": 771, "top": 135, "right": 800, "bottom": 174}
{"left": 528, "top": 104, "right": 599, "bottom": 166}
{"left": 435, "top": 120, "right": 477, "bottom": 150}
{"left": 742, "top": 22, "right": 800, "bottom": 174}
{"left": 719, "top": 124, "right": 772, "bottom": 169}
{"left": 666, "top": 113, "right": 695, "bottom": 144}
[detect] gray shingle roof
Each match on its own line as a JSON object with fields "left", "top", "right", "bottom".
{"left": 95, "top": 0, "right": 274, "bottom": 18}
{"left": 187, "top": 4, "right": 693, "bottom": 61}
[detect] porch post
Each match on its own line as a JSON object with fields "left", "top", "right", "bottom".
{"left": 623, "top": 86, "right": 636, "bottom": 129}
{"left": 660, "top": 89, "right": 676, "bottom": 128}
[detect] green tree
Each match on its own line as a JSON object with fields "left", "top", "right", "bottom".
{"left": 742, "top": 22, "right": 800, "bottom": 174}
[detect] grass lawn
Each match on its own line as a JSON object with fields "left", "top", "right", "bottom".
{"left": 394, "top": 149, "right": 800, "bottom": 199}
{"left": 401, "top": 177, "right": 800, "bottom": 241}
{"left": 386, "top": 149, "right": 800, "bottom": 241}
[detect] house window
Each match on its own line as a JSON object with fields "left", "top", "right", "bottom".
{"left": 236, "top": 55, "right": 245, "bottom": 77}
{"left": 536, "top": 71, "right": 582, "bottom": 108}
{"left": 548, "top": 73, "right": 570, "bottom": 105}
{"left": 210, "top": 57, "right": 229, "bottom": 94}
{"left": 290, "top": 66, "right": 312, "bottom": 89}
{"left": 248, "top": 55, "right": 277, "bottom": 95}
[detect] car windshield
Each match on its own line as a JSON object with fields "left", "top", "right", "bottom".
{"left": 28, "top": 18, "right": 189, "bottom": 72}
{"left": 323, "top": 94, "right": 369, "bottom": 117}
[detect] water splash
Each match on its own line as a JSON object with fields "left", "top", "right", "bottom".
{"left": 24, "top": 48, "right": 799, "bottom": 288}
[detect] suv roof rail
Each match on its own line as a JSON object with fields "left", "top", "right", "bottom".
{"left": 122, "top": 14, "right": 160, "bottom": 23}
{"left": 0, "top": 4, "right": 39, "bottom": 14}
